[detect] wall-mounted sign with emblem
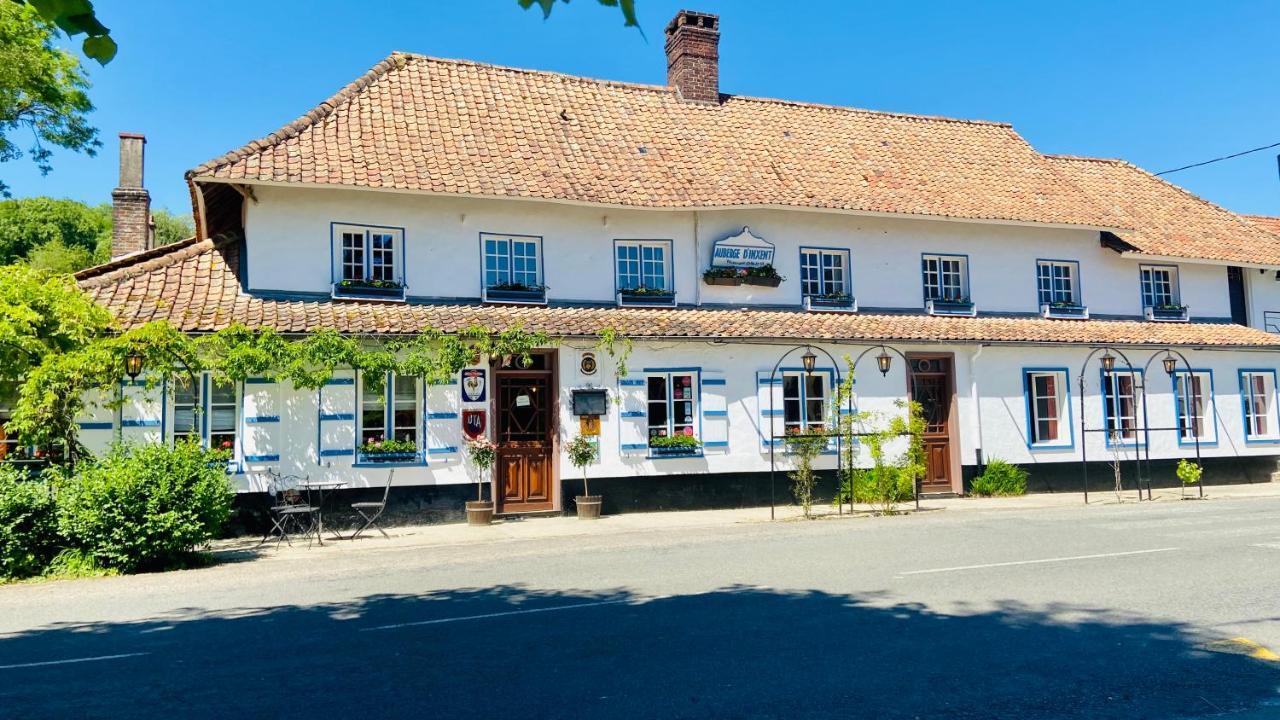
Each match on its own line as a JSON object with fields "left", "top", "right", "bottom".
{"left": 579, "top": 415, "right": 601, "bottom": 437}
{"left": 580, "top": 351, "right": 598, "bottom": 376}
{"left": 710, "top": 226, "right": 775, "bottom": 268}
{"left": 462, "top": 410, "right": 486, "bottom": 440}
{"left": 461, "top": 368, "right": 487, "bottom": 403}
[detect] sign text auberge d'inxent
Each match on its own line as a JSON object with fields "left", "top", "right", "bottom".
{"left": 709, "top": 226, "right": 775, "bottom": 269}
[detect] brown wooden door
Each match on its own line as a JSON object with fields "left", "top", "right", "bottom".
{"left": 494, "top": 361, "right": 555, "bottom": 512}
{"left": 909, "top": 356, "right": 956, "bottom": 494}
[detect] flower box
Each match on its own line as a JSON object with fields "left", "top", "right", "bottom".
{"left": 483, "top": 286, "right": 547, "bottom": 305}
{"left": 704, "top": 275, "right": 744, "bottom": 286}
{"left": 648, "top": 435, "right": 702, "bottom": 457}
{"left": 1041, "top": 303, "right": 1089, "bottom": 320}
{"left": 805, "top": 295, "right": 858, "bottom": 313}
{"left": 332, "top": 281, "right": 406, "bottom": 301}
{"left": 618, "top": 290, "right": 677, "bottom": 307}
{"left": 926, "top": 298, "right": 976, "bottom": 317}
{"left": 1144, "top": 305, "right": 1189, "bottom": 322}
{"left": 648, "top": 445, "right": 701, "bottom": 458}
{"left": 358, "top": 451, "right": 419, "bottom": 464}
{"left": 743, "top": 275, "right": 782, "bottom": 288}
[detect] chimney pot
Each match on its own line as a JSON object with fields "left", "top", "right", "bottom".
{"left": 665, "top": 10, "right": 720, "bottom": 104}
{"left": 111, "top": 132, "right": 151, "bottom": 258}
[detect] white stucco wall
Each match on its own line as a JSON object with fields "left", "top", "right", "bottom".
{"left": 242, "top": 186, "right": 1235, "bottom": 319}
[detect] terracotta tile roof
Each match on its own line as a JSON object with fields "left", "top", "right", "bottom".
{"left": 1244, "top": 214, "right": 1280, "bottom": 235}
{"left": 1048, "top": 156, "right": 1280, "bottom": 266}
{"left": 78, "top": 238, "right": 1280, "bottom": 348}
{"left": 187, "top": 54, "right": 1122, "bottom": 229}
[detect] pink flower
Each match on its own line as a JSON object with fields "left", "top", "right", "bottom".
{"left": 682, "top": 426, "right": 694, "bottom": 436}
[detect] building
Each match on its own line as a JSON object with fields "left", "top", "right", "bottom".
{"left": 72, "top": 10, "right": 1280, "bottom": 517}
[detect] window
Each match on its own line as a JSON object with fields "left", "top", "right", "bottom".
{"left": 1037, "top": 261, "right": 1079, "bottom": 306}
{"left": 483, "top": 234, "right": 542, "bottom": 288}
{"left": 922, "top": 254, "right": 968, "bottom": 301}
{"left": 1140, "top": 265, "right": 1179, "bottom": 308}
{"left": 616, "top": 241, "right": 670, "bottom": 292}
{"left": 1173, "top": 371, "right": 1214, "bottom": 443}
{"left": 783, "top": 372, "right": 828, "bottom": 432}
{"left": 646, "top": 372, "right": 696, "bottom": 440}
{"left": 0, "top": 405, "right": 18, "bottom": 460}
{"left": 799, "top": 248, "right": 849, "bottom": 298}
{"left": 1024, "top": 370, "right": 1069, "bottom": 446}
{"left": 333, "top": 224, "right": 403, "bottom": 284}
{"left": 1102, "top": 370, "right": 1142, "bottom": 444}
{"left": 173, "top": 374, "right": 238, "bottom": 453}
{"left": 360, "top": 372, "right": 420, "bottom": 445}
{"left": 1241, "top": 371, "right": 1278, "bottom": 440}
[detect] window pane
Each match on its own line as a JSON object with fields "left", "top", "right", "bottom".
{"left": 341, "top": 231, "right": 365, "bottom": 281}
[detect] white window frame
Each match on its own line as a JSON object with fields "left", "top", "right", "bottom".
{"left": 782, "top": 371, "right": 830, "bottom": 433}
{"left": 922, "top": 253, "right": 969, "bottom": 302}
{"left": 1024, "top": 370, "right": 1070, "bottom": 447}
{"left": 1101, "top": 369, "right": 1143, "bottom": 446}
{"left": 1036, "top": 260, "right": 1079, "bottom": 306}
{"left": 616, "top": 241, "right": 671, "bottom": 292}
{"left": 645, "top": 372, "right": 698, "bottom": 441}
{"left": 1172, "top": 370, "right": 1216, "bottom": 444}
{"left": 358, "top": 371, "right": 422, "bottom": 447}
{"left": 1240, "top": 370, "right": 1279, "bottom": 441}
{"left": 1139, "top": 264, "right": 1180, "bottom": 309}
{"left": 171, "top": 373, "right": 240, "bottom": 458}
{"left": 333, "top": 224, "right": 404, "bottom": 285}
{"left": 482, "top": 233, "right": 543, "bottom": 289}
{"left": 799, "top": 248, "right": 849, "bottom": 298}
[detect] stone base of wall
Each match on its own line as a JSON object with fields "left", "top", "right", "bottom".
{"left": 961, "top": 456, "right": 1277, "bottom": 495}
{"left": 559, "top": 470, "right": 843, "bottom": 517}
{"left": 225, "top": 482, "right": 480, "bottom": 537}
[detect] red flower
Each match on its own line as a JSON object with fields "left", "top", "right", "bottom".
{"left": 682, "top": 426, "right": 694, "bottom": 436}
{"left": 220, "top": 440, "right": 232, "bottom": 449}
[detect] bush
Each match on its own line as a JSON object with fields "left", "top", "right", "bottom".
{"left": 56, "top": 441, "right": 234, "bottom": 572}
{"left": 0, "top": 465, "right": 58, "bottom": 580}
{"left": 843, "top": 465, "right": 916, "bottom": 506}
{"left": 970, "top": 459, "right": 1028, "bottom": 497}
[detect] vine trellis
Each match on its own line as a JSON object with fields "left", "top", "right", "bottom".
{"left": 10, "top": 320, "right": 633, "bottom": 465}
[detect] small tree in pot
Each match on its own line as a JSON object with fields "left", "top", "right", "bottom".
{"left": 566, "top": 434, "right": 601, "bottom": 519}
{"left": 465, "top": 436, "right": 497, "bottom": 525}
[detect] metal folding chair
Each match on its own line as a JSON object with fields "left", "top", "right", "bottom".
{"left": 259, "top": 469, "right": 318, "bottom": 547}
{"left": 350, "top": 469, "right": 395, "bottom": 540}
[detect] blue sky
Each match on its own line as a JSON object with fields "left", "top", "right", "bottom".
{"left": 8, "top": 0, "right": 1280, "bottom": 217}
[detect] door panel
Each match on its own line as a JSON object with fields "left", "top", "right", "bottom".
{"left": 910, "top": 356, "right": 956, "bottom": 493}
{"left": 494, "top": 360, "right": 556, "bottom": 512}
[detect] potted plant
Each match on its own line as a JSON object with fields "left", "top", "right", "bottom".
{"left": 804, "top": 291, "right": 857, "bottom": 312}
{"left": 566, "top": 434, "right": 601, "bottom": 519}
{"left": 358, "top": 437, "right": 419, "bottom": 463}
{"left": 648, "top": 431, "right": 702, "bottom": 456}
{"left": 332, "top": 278, "right": 406, "bottom": 300}
{"left": 484, "top": 281, "right": 548, "bottom": 304}
{"left": 702, "top": 267, "right": 746, "bottom": 286}
{"left": 465, "top": 436, "right": 497, "bottom": 525}
{"left": 617, "top": 286, "right": 677, "bottom": 307}
{"left": 1177, "top": 458, "right": 1202, "bottom": 499}
{"left": 743, "top": 264, "right": 784, "bottom": 287}
{"left": 1145, "top": 303, "right": 1189, "bottom": 322}
{"left": 926, "top": 294, "right": 976, "bottom": 316}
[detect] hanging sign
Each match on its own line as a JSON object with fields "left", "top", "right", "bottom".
{"left": 461, "top": 369, "right": 487, "bottom": 403}
{"left": 580, "top": 415, "right": 601, "bottom": 437}
{"left": 710, "top": 226, "right": 775, "bottom": 268}
{"left": 462, "top": 410, "right": 486, "bottom": 440}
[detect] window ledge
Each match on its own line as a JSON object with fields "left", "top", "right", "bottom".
{"left": 804, "top": 296, "right": 858, "bottom": 313}
{"left": 483, "top": 287, "right": 547, "bottom": 305}
{"left": 356, "top": 452, "right": 422, "bottom": 465}
{"left": 332, "top": 283, "right": 406, "bottom": 302}
{"left": 1040, "top": 303, "right": 1089, "bottom": 320}
{"left": 1144, "top": 306, "right": 1189, "bottom": 322}
{"left": 617, "top": 291, "right": 677, "bottom": 308}
{"left": 925, "top": 299, "right": 976, "bottom": 317}
{"left": 647, "top": 446, "right": 703, "bottom": 459}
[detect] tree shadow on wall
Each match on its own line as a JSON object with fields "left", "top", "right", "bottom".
{"left": 1, "top": 584, "right": 1277, "bottom": 719}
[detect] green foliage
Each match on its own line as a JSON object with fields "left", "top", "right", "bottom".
{"left": 18, "top": 0, "right": 116, "bottom": 64}
{"left": 0, "top": 196, "right": 107, "bottom": 262}
{"left": 55, "top": 441, "right": 234, "bottom": 572}
{"left": 565, "top": 434, "right": 599, "bottom": 496}
{"left": 0, "top": 464, "right": 56, "bottom": 579}
{"left": 0, "top": 3, "right": 100, "bottom": 197}
{"left": 358, "top": 438, "right": 417, "bottom": 455}
{"left": 784, "top": 428, "right": 828, "bottom": 518}
{"left": 648, "top": 433, "right": 701, "bottom": 449}
{"left": 1176, "top": 458, "right": 1202, "bottom": 485}
{"left": 833, "top": 364, "right": 925, "bottom": 515}
{"left": 518, "top": 0, "right": 639, "bottom": 30}
{"left": 42, "top": 547, "right": 114, "bottom": 579}
{"left": 0, "top": 263, "right": 112, "bottom": 394}
{"left": 970, "top": 458, "right": 1028, "bottom": 497}
{"left": 150, "top": 208, "right": 193, "bottom": 247}
{"left": 595, "top": 326, "right": 633, "bottom": 377}
{"left": 26, "top": 238, "right": 95, "bottom": 272}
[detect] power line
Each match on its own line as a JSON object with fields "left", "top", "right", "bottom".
{"left": 1155, "top": 141, "right": 1280, "bottom": 176}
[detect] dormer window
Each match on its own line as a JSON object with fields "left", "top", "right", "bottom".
{"left": 616, "top": 240, "right": 676, "bottom": 307}
{"left": 1037, "top": 260, "right": 1088, "bottom": 319}
{"left": 332, "top": 224, "right": 405, "bottom": 301}
{"left": 481, "top": 233, "right": 546, "bottom": 304}
{"left": 1140, "top": 264, "right": 1187, "bottom": 322}
{"left": 922, "top": 253, "right": 975, "bottom": 316}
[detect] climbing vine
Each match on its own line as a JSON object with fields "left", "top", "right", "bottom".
{"left": 9, "top": 319, "right": 632, "bottom": 463}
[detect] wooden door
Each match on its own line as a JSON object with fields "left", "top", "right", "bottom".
{"left": 494, "top": 357, "right": 556, "bottom": 512}
{"left": 909, "top": 356, "right": 956, "bottom": 494}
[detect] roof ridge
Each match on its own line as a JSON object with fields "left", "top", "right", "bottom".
{"left": 1243, "top": 213, "right": 1280, "bottom": 220}
{"left": 1115, "top": 160, "right": 1280, "bottom": 240}
{"left": 1043, "top": 153, "right": 1127, "bottom": 165}
{"left": 186, "top": 53, "right": 409, "bottom": 179}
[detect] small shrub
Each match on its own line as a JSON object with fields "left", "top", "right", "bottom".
{"left": 0, "top": 465, "right": 58, "bottom": 580}
{"left": 43, "top": 548, "right": 116, "bottom": 580}
{"left": 970, "top": 459, "right": 1029, "bottom": 497}
{"left": 785, "top": 428, "right": 829, "bottom": 518}
{"left": 56, "top": 441, "right": 235, "bottom": 573}
{"left": 1176, "top": 459, "right": 1202, "bottom": 485}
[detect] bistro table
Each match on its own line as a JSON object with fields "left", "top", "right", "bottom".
{"left": 298, "top": 478, "right": 348, "bottom": 545}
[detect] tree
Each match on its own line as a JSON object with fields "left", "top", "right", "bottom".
{"left": 0, "top": 196, "right": 108, "bottom": 262}
{"left": 13, "top": 0, "right": 114, "bottom": 64}
{"left": 152, "top": 207, "right": 194, "bottom": 247}
{"left": 519, "top": 0, "right": 638, "bottom": 29}
{"left": 0, "top": 2, "right": 99, "bottom": 198}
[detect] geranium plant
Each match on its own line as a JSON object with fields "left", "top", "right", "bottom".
{"left": 358, "top": 437, "right": 418, "bottom": 456}
{"left": 466, "top": 436, "right": 497, "bottom": 501}
{"left": 648, "top": 432, "right": 701, "bottom": 450}
{"left": 565, "top": 434, "right": 599, "bottom": 497}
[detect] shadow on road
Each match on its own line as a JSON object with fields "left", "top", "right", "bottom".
{"left": 1, "top": 584, "right": 1276, "bottom": 719}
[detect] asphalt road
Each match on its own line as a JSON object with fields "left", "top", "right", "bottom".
{"left": 3, "top": 496, "right": 1280, "bottom": 719}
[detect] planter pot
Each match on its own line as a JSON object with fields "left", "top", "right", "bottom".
{"left": 359, "top": 451, "right": 419, "bottom": 463}
{"left": 704, "top": 276, "right": 744, "bottom": 286}
{"left": 617, "top": 291, "right": 677, "bottom": 307}
{"left": 743, "top": 275, "right": 782, "bottom": 287}
{"left": 466, "top": 500, "right": 494, "bottom": 526}
{"left": 484, "top": 287, "right": 547, "bottom": 304}
{"left": 332, "top": 283, "right": 406, "bottom": 301}
{"left": 648, "top": 445, "right": 701, "bottom": 457}
{"left": 575, "top": 495, "right": 603, "bottom": 519}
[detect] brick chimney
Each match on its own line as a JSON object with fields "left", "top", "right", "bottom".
{"left": 111, "top": 132, "right": 151, "bottom": 258}
{"left": 665, "top": 10, "right": 720, "bottom": 104}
